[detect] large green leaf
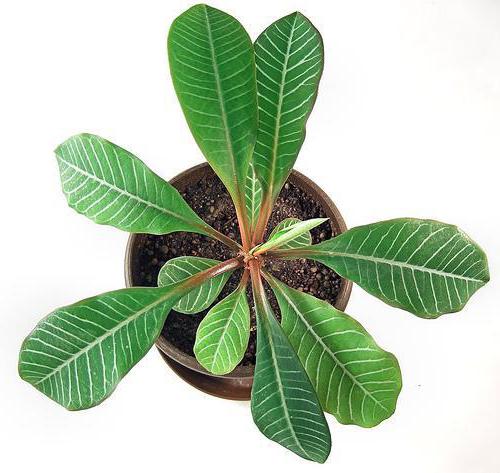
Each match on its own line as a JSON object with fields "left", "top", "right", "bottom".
{"left": 56, "top": 134, "right": 209, "bottom": 236}
{"left": 268, "top": 275, "right": 402, "bottom": 427}
{"left": 194, "top": 283, "right": 250, "bottom": 375}
{"left": 168, "top": 4, "right": 257, "bottom": 210}
{"left": 251, "top": 278, "right": 331, "bottom": 463}
{"left": 158, "top": 256, "right": 233, "bottom": 314}
{"left": 245, "top": 162, "right": 263, "bottom": 231}
{"left": 253, "top": 12, "right": 323, "bottom": 202}
{"left": 19, "top": 285, "right": 178, "bottom": 410}
{"left": 252, "top": 218, "right": 327, "bottom": 255}
{"left": 19, "top": 258, "right": 240, "bottom": 410}
{"left": 269, "top": 218, "right": 312, "bottom": 249}
{"left": 295, "top": 219, "right": 490, "bottom": 318}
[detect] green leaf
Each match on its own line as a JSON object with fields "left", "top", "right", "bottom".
{"left": 194, "top": 283, "right": 250, "bottom": 375}
{"left": 245, "top": 162, "right": 263, "bottom": 230}
{"left": 19, "top": 285, "right": 178, "bottom": 410}
{"left": 253, "top": 12, "right": 323, "bottom": 202}
{"left": 251, "top": 282, "right": 331, "bottom": 463}
{"left": 55, "top": 134, "right": 209, "bottom": 236}
{"left": 268, "top": 276, "right": 402, "bottom": 427}
{"left": 252, "top": 218, "right": 327, "bottom": 255}
{"left": 269, "top": 218, "right": 312, "bottom": 249}
{"left": 19, "top": 258, "right": 240, "bottom": 410}
{"left": 301, "top": 219, "right": 490, "bottom": 318}
{"left": 168, "top": 4, "right": 258, "bottom": 208}
{"left": 158, "top": 256, "right": 233, "bottom": 314}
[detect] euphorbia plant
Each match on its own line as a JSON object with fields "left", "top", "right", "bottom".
{"left": 19, "top": 4, "right": 489, "bottom": 464}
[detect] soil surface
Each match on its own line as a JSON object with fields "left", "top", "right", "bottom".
{"left": 133, "top": 169, "right": 342, "bottom": 367}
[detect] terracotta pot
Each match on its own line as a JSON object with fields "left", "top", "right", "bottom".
{"left": 124, "top": 163, "right": 352, "bottom": 401}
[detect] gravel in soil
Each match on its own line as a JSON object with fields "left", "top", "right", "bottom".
{"left": 133, "top": 169, "right": 342, "bottom": 367}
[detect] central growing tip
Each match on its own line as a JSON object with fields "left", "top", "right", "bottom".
{"left": 241, "top": 251, "right": 263, "bottom": 270}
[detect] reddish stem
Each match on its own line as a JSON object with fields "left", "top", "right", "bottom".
{"left": 248, "top": 257, "right": 266, "bottom": 308}
{"left": 172, "top": 257, "right": 243, "bottom": 296}
{"left": 201, "top": 224, "right": 242, "bottom": 253}
{"left": 251, "top": 194, "right": 273, "bottom": 247}
{"left": 239, "top": 268, "right": 250, "bottom": 288}
{"left": 266, "top": 247, "right": 315, "bottom": 260}
{"left": 235, "top": 202, "right": 252, "bottom": 252}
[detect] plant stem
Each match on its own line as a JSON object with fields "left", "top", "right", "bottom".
{"left": 235, "top": 201, "right": 252, "bottom": 252}
{"left": 266, "top": 247, "right": 315, "bottom": 259}
{"left": 239, "top": 268, "right": 250, "bottom": 288}
{"left": 259, "top": 268, "right": 274, "bottom": 285}
{"left": 251, "top": 194, "right": 273, "bottom": 247}
{"left": 173, "top": 257, "right": 243, "bottom": 295}
{"left": 202, "top": 225, "right": 242, "bottom": 252}
{"left": 248, "top": 257, "right": 266, "bottom": 307}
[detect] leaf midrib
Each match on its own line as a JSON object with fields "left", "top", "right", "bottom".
{"left": 203, "top": 6, "right": 241, "bottom": 201}
{"left": 209, "top": 288, "right": 243, "bottom": 371}
{"left": 273, "top": 283, "right": 390, "bottom": 413}
{"left": 267, "top": 13, "right": 297, "bottom": 198}
{"left": 310, "top": 249, "right": 484, "bottom": 283}
{"left": 246, "top": 166, "right": 261, "bottom": 227}
{"left": 261, "top": 308, "right": 311, "bottom": 459}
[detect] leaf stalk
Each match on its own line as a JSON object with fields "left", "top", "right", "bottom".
{"left": 201, "top": 224, "right": 243, "bottom": 253}
{"left": 172, "top": 257, "right": 244, "bottom": 296}
{"left": 251, "top": 194, "right": 273, "bottom": 246}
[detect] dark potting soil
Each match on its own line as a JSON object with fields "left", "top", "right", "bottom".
{"left": 133, "top": 169, "right": 342, "bottom": 367}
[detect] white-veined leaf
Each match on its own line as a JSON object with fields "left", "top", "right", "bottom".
{"left": 19, "top": 258, "right": 239, "bottom": 410}
{"left": 269, "top": 218, "right": 312, "bottom": 249}
{"left": 194, "top": 283, "right": 250, "bottom": 375}
{"left": 251, "top": 280, "right": 331, "bottom": 463}
{"left": 56, "top": 134, "right": 209, "bottom": 235}
{"left": 253, "top": 12, "right": 323, "bottom": 202}
{"left": 268, "top": 276, "right": 402, "bottom": 427}
{"left": 252, "top": 218, "right": 327, "bottom": 255}
{"left": 20, "top": 285, "right": 178, "bottom": 410}
{"left": 158, "top": 256, "right": 233, "bottom": 314}
{"left": 168, "top": 4, "right": 257, "bottom": 208}
{"left": 300, "top": 219, "right": 490, "bottom": 318}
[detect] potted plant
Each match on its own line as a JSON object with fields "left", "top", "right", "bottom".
{"left": 19, "top": 4, "right": 489, "bottom": 464}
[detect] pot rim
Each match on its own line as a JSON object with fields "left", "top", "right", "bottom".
{"left": 124, "top": 162, "right": 352, "bottom": 381}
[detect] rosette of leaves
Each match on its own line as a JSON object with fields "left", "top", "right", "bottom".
{"left": 19, "top": 4, "right": 489, "bottom": 464}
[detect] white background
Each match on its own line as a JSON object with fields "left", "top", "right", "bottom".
{"left": 1, "top": 1, "right": 499, "bottom": 472}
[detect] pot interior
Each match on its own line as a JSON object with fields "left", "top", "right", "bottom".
{"left": 125, "top": 163, "right": 352, "bottom": 381}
